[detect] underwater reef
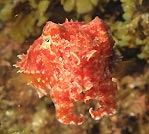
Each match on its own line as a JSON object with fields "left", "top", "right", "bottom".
{"left": 0, "top": 0, "right": 148, "bottom": 134}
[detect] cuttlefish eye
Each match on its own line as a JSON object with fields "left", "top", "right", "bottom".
{"left": 41, "top": 35, "right": 52, "bottom": 49}
{"left": 46, "top": 39, "right": 50, "bottom": 43}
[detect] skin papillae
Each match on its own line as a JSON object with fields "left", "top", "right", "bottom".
{"left": 15, "top": 17, "right": 117, "bottom": 125}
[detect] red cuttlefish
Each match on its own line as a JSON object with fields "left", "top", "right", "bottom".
{"left": 15, "top": 17, "right": 117, "bottom": 125}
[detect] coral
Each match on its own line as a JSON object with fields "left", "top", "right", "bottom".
{"left": 112, "top": 0, "right": 149, "bottom": 63}
{"left": 0, "top": 0, "right": 51, "bottom": 43}
{"left": 61, "top": 0, "right": 109, "bottom": 21}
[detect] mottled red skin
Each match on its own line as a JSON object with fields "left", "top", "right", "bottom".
{"left": 15, "top": 17, "right": 117, "bottom": 125}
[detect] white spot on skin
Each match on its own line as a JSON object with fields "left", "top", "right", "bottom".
{"left": 69, "top": 120, "right": 83, "bottom": 125}
{"left": 47, "top": 84, "right": 51, "bottom": 89}
{"left": 94, "top": 116, "right": 100, "bottom": 120}
{"left": 59, "top": 57, "right": 62, "bottom": 61}
{"left": 84, "top": 81, "right": 93, "bottom": 91}
{"left": 57, "top": 114, "right": 84, "bottom": 125}
{"left": 36, "top": 70, "right": 40, "bottom": 73}
{"left": 89, "top": 108, "right": 111, "bottom": 120}
{"left": 27, "top": 82, "right": 32, "bottom": 85}
{"left": 37, "top": 77, "right": 41, "bottom": 82}
{"left": 72, "top": 81, "right": 82, "bottom": 93}
{"left": 31, "top": 70, "right": 35, "bottom": 74}
{"left": 77, "top": 121, "right": 83, "bottom": 125}
{"left": 89, "top": 108, "right": 98, "bottom": 120}
{"left": 13, "top": 64, "right": 17, "bottom": 67}
{"left": 59, "top": 77, "right": 63, "bottom": 81}
{"left": 36, "top": 88, "right": 47, "bottom": 98}
{"left": 53, "top": 73, "right": 57, "bottom": 80}
{"left": 69, "top": 121, "right": 76, "bottom": 125}
{"left": 17, "top": 55, "right": 22, "bottom": 59}
{"left": 57, "top": 118, "right": 64, "bottom": 124}
{"left": 42, "top": 80, "right": 45, "bottom": 83}
{"left": 99, "top": 30, "right": 106, "bottom": 35}
{"left": 86, "top": 50, "right": 97, "bottom": 61}
{"left": 84, "top": 96, "right": 92, "bottom": 102}
{"left": 17, "top": 70, "right": 23, "bottom": 73}
{"left": 42, "top": 71, "right": 45, "bottom": 74}
{"left": 83, "top": 77, "right": 93, "bottom": 91}
{"left": 70, "top": 52, "right": 80, "bottom": 65}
